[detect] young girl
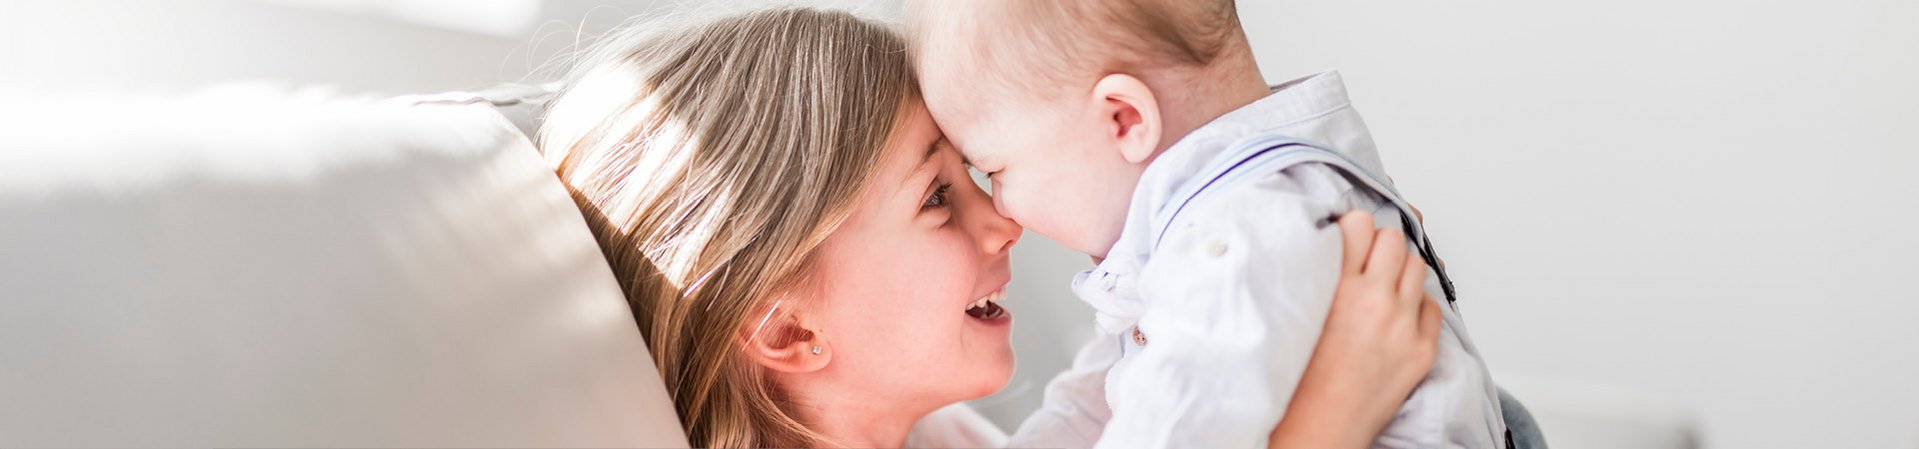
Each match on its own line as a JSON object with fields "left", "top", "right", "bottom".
{"left": 537, "top": 7, "right": 1442, "bottom": 448}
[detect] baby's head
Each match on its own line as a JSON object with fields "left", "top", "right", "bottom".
{"left": 908, "top": 0, "right": 1261, "bottom": 257}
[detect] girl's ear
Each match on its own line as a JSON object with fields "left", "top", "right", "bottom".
{"left": 740, "top": 301, "right": 830, "bottom": 374}
{"left": 1091, "top": 73, "right": 1164, "bottom": 164}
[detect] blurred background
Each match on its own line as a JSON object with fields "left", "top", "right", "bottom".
{"left": 4, "top": 1, "right": 1916, "bottom": 448}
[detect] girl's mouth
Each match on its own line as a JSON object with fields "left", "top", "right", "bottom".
{"left": 965, "top": 289, "right": 1008, "bottom": 321}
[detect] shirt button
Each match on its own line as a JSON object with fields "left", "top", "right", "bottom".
{"left": 1207, "top": 239, "right": 1229, "bottom": 257}
{"left": 1132, "top": 327, "right": 1149, "bottom": 346}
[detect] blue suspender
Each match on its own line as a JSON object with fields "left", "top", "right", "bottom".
{"left": 1151, "top": 136, "right": 1460, "bottom": 304}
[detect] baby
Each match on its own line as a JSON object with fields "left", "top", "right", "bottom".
{"left": 907, "top": 1, "right": 1511, "bottom": 448}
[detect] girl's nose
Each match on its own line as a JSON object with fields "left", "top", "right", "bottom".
{"left": 960, "top": 185, "right": 1021, "bottom": 256}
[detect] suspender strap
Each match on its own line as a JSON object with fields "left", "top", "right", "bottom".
{"left": 1151, "top": 136, "right": 1459, "bottom": 303}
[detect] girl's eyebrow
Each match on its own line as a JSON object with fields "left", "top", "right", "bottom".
{"left": 917, "top": 141, "right": 940, "bottom": 168}
{"left": 902, "top": 136, "right": 947, "bottom": 184}
{"left": 918, "top": 137, "right": 942, "bottom": 168}
{"left": 930, "top": 137, "right": 973, "bottom": 168}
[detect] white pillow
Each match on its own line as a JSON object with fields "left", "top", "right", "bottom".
{"left": 0, "top": 85, "right": 687, "bottom": 448}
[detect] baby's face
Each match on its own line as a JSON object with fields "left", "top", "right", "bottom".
{"left": 918, "top": 64, "right": 1145, "bottom": 259}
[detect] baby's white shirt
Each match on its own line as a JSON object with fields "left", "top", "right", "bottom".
{"left": 1003, "top": 71, "right": 1507, "bottom": 449}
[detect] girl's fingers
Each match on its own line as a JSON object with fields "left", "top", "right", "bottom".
{"left": 1338, "top": 211, "right": 1377, "bottom": 277}
{"left": 1398, "top": 250, "right": 1428, "bottom": 299}
{"left": 1364, "top": 228, "right": 1408, "bottom": 280}
{"left": 1417, "top": 294, "right": 1442, "bottom": 344}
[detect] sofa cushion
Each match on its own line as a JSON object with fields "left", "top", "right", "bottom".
{"left": 0, "top": 85, "right": 686, "bottom": 448}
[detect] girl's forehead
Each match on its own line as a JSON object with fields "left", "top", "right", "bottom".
{"left": 884, "top": 109, "right": 946, "bottom": 178}
{"left": 834, "top": 118, "right": 942, "bottom": 214}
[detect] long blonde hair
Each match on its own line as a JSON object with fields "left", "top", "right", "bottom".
{"left": 536, "top": 7, "right": 920, "bottom": 448}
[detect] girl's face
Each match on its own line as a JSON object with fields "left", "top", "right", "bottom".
{"left": 794, "top": 106, "right": 1023, "bottom": 413}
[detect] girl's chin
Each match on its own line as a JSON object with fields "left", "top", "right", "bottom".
{"left": 956, "top": 362, "right": 1017, "bottom": 401}
{"left": 950, "top": 315, "right": 1016, "bottom": 399}
{"left": 970, "top": 348, "right": 1018, "bottom": 400}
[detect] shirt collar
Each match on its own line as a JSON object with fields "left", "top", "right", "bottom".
{"left": 1115, "top": 70, "right": 1365, "bottom": 262}
{"left": 1072, "top": 70, "right": 1375, "bottom": 332}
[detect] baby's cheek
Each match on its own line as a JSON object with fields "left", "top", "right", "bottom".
{"left": 995, "top": 188, "right": 1045, "bottom": 228}
{"left": 1025, "top": 198, "right": 1083, "bottom": 234}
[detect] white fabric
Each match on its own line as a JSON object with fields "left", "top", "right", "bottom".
{"left": 998, "top": 325, "right": 1120, "bottom": 448}
{"left": 0, "top": 85, "right": 687, "bottom": 447}
{"left": 1007, "top": 72, "right": 1505, "bottom": 449}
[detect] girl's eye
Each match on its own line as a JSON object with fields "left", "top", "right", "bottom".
{"left": 922, "top": 183, "right": 952, "bottom": 209}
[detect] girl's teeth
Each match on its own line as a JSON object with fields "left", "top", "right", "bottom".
{"left": 967, "top": 290, "right": 1007, "bottom": 312}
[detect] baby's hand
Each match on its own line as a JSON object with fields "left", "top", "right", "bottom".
{"left": 1268, "top": 210, "right": 1442, "bottom": 449}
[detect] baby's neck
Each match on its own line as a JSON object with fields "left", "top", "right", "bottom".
{"left": 1146, "top": 55, "right": 1273, "bottom": 157}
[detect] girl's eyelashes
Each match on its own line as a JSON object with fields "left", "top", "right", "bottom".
{"left": 921, "top": 182, "right": 952, "bottom": 209}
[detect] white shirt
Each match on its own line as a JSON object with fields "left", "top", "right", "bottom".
{"left": 1002, "top": 71, "right": 1508, "bottom": 449}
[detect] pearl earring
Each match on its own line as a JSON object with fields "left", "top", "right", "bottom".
{"left": 811, "top": 345, "right": 823, "bottom": 355}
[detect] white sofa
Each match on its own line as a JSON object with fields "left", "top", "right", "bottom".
{"left": 0, "top": 86, "right": 687, "bottom": 447}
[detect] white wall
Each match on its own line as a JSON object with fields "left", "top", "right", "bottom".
{"left": 1224, "top": 1, "right": 1917, "bottom": 448}
{"left": 0, "top": 0, "right": 535, "bottom": 96}
{"left": 0, "top": 0, "right": 898, "bottom": 96}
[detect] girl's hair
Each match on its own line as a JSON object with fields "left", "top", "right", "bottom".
{"left": 535, "top": 7, "right": 919, "bottom": 448}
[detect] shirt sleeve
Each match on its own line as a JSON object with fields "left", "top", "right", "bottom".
{"left": 1093, "top": 164, "right": 1358, "bottom": 449}
{"left": 1004, "top": 328, "right": 1124, "bottom": 449}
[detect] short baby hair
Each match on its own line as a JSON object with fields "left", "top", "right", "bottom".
{"left": 909, "top": 0, "right": 1245, "bottom": 101}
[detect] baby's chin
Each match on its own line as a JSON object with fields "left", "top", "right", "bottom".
{"left": 1064, "top": 234, "right": 1122, "bottom": 262}
{"left": 1030, "top": 214, "right": 1125, "bottom": 259}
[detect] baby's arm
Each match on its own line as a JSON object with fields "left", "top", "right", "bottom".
{"left": 1095, "top": 164, "right": 1369, "bottom": 449}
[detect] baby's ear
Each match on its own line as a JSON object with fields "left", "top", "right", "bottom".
{"left": 739, "top": 301, "right": 831, "bottom": 374}
{"left": 1091, "top": 73, "right": 1163, "bottom": 164}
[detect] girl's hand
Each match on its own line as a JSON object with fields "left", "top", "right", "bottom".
{"left": 1268, "top": 210, "right": 1444, "bottom": 449}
